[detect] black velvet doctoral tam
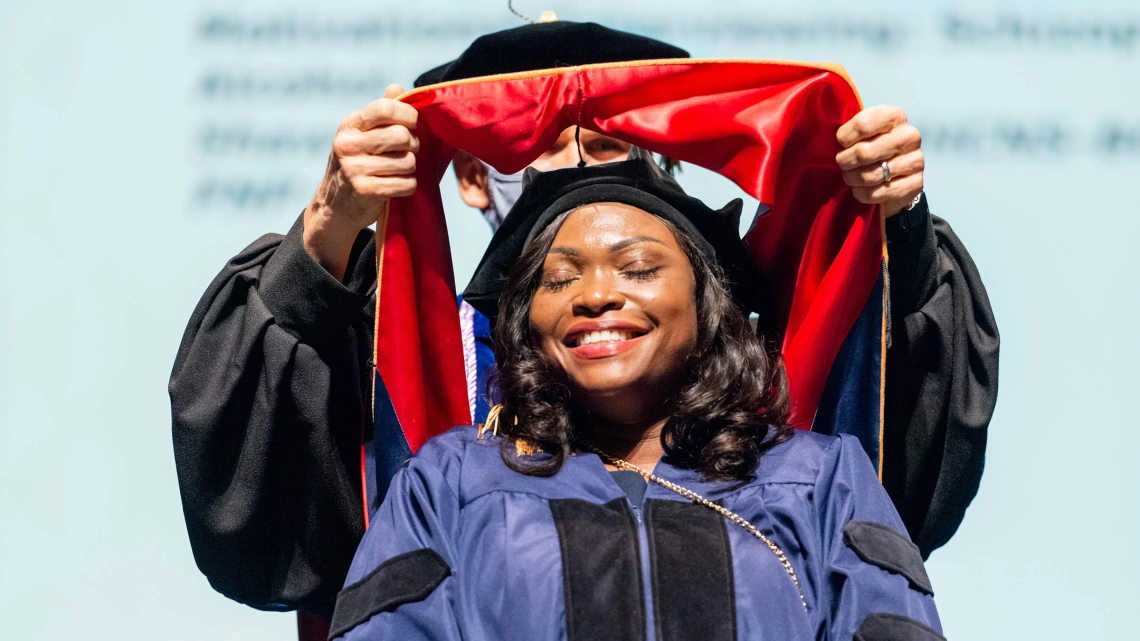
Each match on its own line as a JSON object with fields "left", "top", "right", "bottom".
{"left": 414, "top": 21, "right": 690, "bottom": 88}
{"left": 461, "top": 150, "right": 766, "bottom": 325}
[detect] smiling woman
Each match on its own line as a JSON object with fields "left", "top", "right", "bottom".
{"left": 493, "top": 199, "right": 792, "bottom": 481}
{"left": 328, "top": 151, "right": 945, "bottom": 641}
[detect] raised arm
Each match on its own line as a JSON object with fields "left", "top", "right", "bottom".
{"left": 835, "top": 105, "right": 1000, "bottom": 557}
{"left": 169, "top": 218, "right": 375, "bottom": 609}
{"left": 170, "top": 83, "right": 423, "bottom": 609}
{"left": 881, "top": 201, "right": 999, "bottom": 558}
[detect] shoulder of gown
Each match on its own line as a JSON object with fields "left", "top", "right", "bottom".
{"left": 752, "top": 429, "right": 844, "bottom": 486}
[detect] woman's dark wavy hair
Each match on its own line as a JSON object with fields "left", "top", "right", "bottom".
{"left": 489, "top": 210, "right": 794, "bottom": 482}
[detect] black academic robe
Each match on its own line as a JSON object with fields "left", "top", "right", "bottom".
{"left": 169, "top": 197, "right": 999, "bottom": 610}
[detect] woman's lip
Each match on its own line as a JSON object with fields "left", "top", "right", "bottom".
{"left": 566, "top": 333, "right": 647, "bottom": 359}
{"left": 562, "top": 321, "right": 651, "bottom": 346}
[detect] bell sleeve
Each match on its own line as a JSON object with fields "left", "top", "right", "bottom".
{"left": 882, "top": 197, "right": 1000, "bottom": 558}
{"left": 815, "top": 434, "right": 944, "bottom": 641}
{"left": 169, "top": 213, "right": 377, "bottom": 610}
{"left": 329, "top": 449, "right": 463, "bottom": 641}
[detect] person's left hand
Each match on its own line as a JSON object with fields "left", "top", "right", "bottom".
{"left": 836, "top": 105, "right": 924, "bottom": 218}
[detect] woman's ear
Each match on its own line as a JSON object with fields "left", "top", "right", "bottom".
{"left": 453, "top": 150, "right": 491, "bottom": 210}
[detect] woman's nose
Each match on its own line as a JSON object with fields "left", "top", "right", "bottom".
{"left": 572, "top": 272, "right": 626, "bottom": 315}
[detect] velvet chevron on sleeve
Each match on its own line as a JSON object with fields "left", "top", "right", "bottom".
{"left": 816, "top": 435, "right": 942, "bottom": 639}
{"left": 881, "top": 199, "right": 1000, "bottom": 559}
{"left": 169, "top": 214, "right": 378, "bottom": 610}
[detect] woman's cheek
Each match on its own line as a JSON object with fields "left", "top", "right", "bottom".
{"left": 528, "top": 309, "right": 565, "bottom": 366}
{"left": 529, "top": 292, "right": 557, "bottom": 332}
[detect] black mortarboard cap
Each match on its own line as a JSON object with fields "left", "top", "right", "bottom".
{"left": 462, "top": 149, "right": 767, "bottom": 325}
{"left": 413, "top": 21, "right": 690, "bottom": 88}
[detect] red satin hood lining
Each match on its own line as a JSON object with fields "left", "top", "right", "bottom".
{"left": 375, "top": 59, "right": 881, "bottom": 451}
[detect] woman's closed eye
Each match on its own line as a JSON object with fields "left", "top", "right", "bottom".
{"left": 617, "top": 253, "right": 666, "bottom": 282}
{"left": 622, "top": 266, "right": 663, "bottom": 282}
{"left": 540, "top": 272, "right": 579, "bottom": 292}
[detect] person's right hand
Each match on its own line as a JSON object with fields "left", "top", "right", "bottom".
{"left": 304, "top": 83, "right": 419, "bottom": 280}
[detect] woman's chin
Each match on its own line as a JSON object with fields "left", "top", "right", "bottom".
{"left": 568, "top": 374, "right": 670, "bottom": 416}
{"left": 565, "top": 363, "right": 646, "bottom": 397}
{"left": 574, "top": 382, "right": 637, "bottom": 399}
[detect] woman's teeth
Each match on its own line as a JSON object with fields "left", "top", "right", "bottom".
{"left": 575, "top": 330, "right": 634, "bottom": 347}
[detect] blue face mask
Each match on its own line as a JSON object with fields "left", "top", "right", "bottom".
{"left": 480, "top": 162, "right": 525, "bottom": 232}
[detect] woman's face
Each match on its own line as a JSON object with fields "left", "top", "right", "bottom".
{"left": 528, "top": 203, "right": 698, "bottom": 420}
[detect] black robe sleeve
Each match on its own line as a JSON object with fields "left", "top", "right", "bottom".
{"left": 169, "top": 213, "right": 378, "bottom": 610}
{"left": 881, "top": 196, "right": 1000, "bottom": 559}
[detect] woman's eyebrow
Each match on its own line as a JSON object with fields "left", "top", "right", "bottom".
{"left": 609, "top": 236, "right": 666, "bottom": 252}
{"left": 547, "top": 236, "right": 665, "bottom": 257}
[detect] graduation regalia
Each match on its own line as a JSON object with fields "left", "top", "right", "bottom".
{"left": 332, "top": 149, "right": 946, "bottom": 640}
{"left": 330, "top": 141, "right": 945, "bottom": 641}
{"left": 169, "top": 20, "right": 998, "bottom": 622}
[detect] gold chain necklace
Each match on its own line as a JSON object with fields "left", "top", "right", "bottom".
{"left": 585, "top": 445, "right": 809, "bottom": 612}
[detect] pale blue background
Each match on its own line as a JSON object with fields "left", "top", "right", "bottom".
{"left": 2, "top": 0, "right": 1137, "bottom": 638}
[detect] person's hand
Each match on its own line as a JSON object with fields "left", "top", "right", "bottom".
{"left": 835, "top": 105, "right": 924, "bottom": 218}
{"left": 304, "top": 84, "right": 419, "bottom": 279}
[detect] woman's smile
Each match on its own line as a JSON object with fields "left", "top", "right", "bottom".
{"left": 562, "top": 320, "right": 651, "bottom": 359}
{"left": 567, "top": 331, "right": 647, "bottom": 359}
